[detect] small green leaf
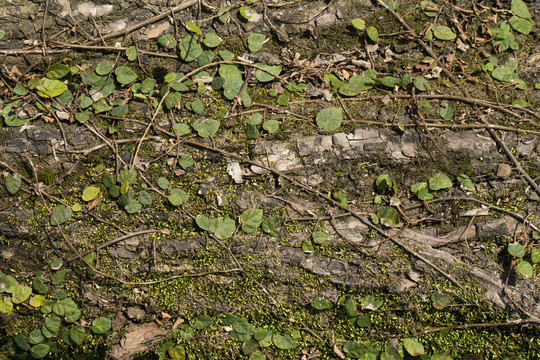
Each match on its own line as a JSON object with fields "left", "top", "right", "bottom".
{"left": 276, "top": 94, "right": 289, "bottom": 106}
{"left": 13, "top": 83, "right": 29, "bottom": 96}
{"left": 29, "top": 295, "right": 45, "bottom": 308}
{"left": 376, "top": 174, "right": 392, "bottom": 192}
{"left": 70, "top": 325, "right": 86, "bottom": 345}
{"left": 239, "top": 6, "right": 252, "bottom": 20}
{"left": 366, "top": 26, "right": 378, "bottom": 42}
{"left": 386, "top": 0, "right": 398, "bottom": 10}
{"left": 118, "top": 169, "right": 137, "bottom": 184}
{"left": 439, "top": 103, "right": 454, "bottom": 120}
{"left": 272, "top": 334, "right": 296, "bottom": 350}
{"left": 164, "top": 92, "right": 182, "bottom": 109}
{"left": 343, "top": 341, "right": 367, "bottom": 358}
{"left": 5, "top": 174, "right": 22, "bottom": 194}
{"left": 381, "top": 345, "right": 401, "bottom": 360}
{"left": 51, "top": 270, "right": 66, "bottom": 285}
{"left": 511, "top": 0, "right": 532, "bottom": 19}
{"left": 12, "top": 285, "right": 32, "bottom": 304}
{"left": 124, "top": 199, "right": 142, "bottom": 214}
{"left": 262, "top": 120, "right": 279, "bottom": 133}
{"left": 192, "top": 118, "right": 220, "bottom": 137}
{"left": 82, "top": 186, "right": 100, "bottom": 201}
{"left": 36, "top": 78, "right": 67, "bottom": 98}
{"left": 431, "top": 291, "right": 452, "bottom": 309}
{"left": 339, "top": 75, "right": 375, "bottom": 96}
{"left": 46, "top": 63, "right": 70, "bottom": 80}
{"left": 312, "top": 231, "right": 328, "bottom": 245}
{"left": 510, "top": 16, "right": 533, "bottom": 34}
{"left": 261, "top": 217, "right": 279, "bottom": 237}
{"left": 95, "top": 60, "right": 114, "bottom": 75}
{"left": 530, "top": 248, "right": 540, "bottom": 264}
{"left": 334, "top": 191, "right": 347, "bottom": 206}
{"left": 375, "top": 206, "right": 400, "bottom": 226}
{"left": 360, "top": 294, "right": 383, "bottom": 310}
{"left": 204, "top": 32, "right": 222, "bottom": 47}
{"left": 50, "top": 258, "right": 63, "bottom": 270}
{"left": 179, "top": 155, "right": 195, "bottom": 169}
{"left": 316, "top": 107, "right": 342, "bottom": 131}
{"left": 240, "top": 208, "right": 263, "bottom": 233}
{"left": 194, "top": 315, "right": 214, "bottom": 330}
{"left": 247, "top": 33, "right": 267, "bottom": 52}
{"left": 185, "top": 22, "right": 202, "bottom": 35}
{"left": 190, "top": 98, "right": 204, "bottom": 114}
{"left": 78, "top": 96, "right": 93, "bottom": 109}
{"left": 0, "top": 30, "right": 5, "bottom": 41}
{"left": 115, "top": 66, "right": 138, "bottom": 84}
{"left": 168, "top": 188, "right": 189, "bottom": 206}
{"left": 28, "top": 329, "right": 45, "bottom": 345}
{"left": 214, "top": 217, "right": 236, "bottom": 239}
{"left": 126, "top": 46, "right": 137, "bottom": 61}
{"left": 516, "top": 260, "right": 533, "bottom": 278}
{"left": 249, "top": 351, "right": 266, "bottom": 360}
{"left": 110, "top": 104, "right": 129, "bottom": 117}
{"left": 50, "top": 205, "right": 72, "bottom": 225}
{"left": 158, "top": 34, "right": 177, "bottom": 49}
{"left": 173, "top": 123, "right": 191, "bottom": 136}
{"left": 0, "top": 298, "right": 13, "bottom": 315}
{"left": 30, "top": 344, "right": 50, "bottom": 359}
{"left": 179, "top": 36, "right": 203, "bottom": 62}
{"left": 157, "top": 177, "right": 169, "bottom": 190}
{"left": 357, "top": 314, "right": 371, "bottom": 327}
{"left": 138, "top": 190, "right": 152, "bottom": 205}
{"left": 403, "top": 338, "right": 424, "bottom": 356}
{"left": 311, "top": 297, "right": 333, "bottom": 310}
{"left": 91, "top": 316, "right": 112, "bottom": 334}
{"left": 508, "top": 242, "right": 525, "bottom": 258}
{"left": 457, "top": 174, "right": 475, "bottom": 190}
{"left": 219, "top": 50, "right": 235, "bottom": 61}
{"left": 255, "top": 64, "right": 282, "bottom": 82}
{"left": 433, "top": 25, "right": 456, "bottom": 40}
{"left": 414, "top": 76, "right": 429, "bottom": 91}
{"left": 429, "top": 173, "right": 452, "bottom": 191}
{"left": 379, "top": 76, "right": 401, "bottom": 88}
{"left": 420, "top": 0, "right": 438, "bottom": 16}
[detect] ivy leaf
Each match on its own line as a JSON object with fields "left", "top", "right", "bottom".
{"left": 316, "top": 107, "right": 342, "bottom": 131}
{"left": 457, "top": 174, "right": 475, "bottom": 190}
{"left": 343, "top": 342, "right": 367, "bottom": 358}
{"left": 272, "top": 334, "right": 296, "bottom": 350}
{"left": 530, "top": 248, "right": 540, "bottom": 264}
{"left": 126, "top": 46, "right": 137, "bottom": 61}
{"left": 192, "top": 118, "right": 220, "bottom": 137}
{"left": 239, "top": 6, "right": 252, "bottom": 20}
{"left": 431, "top": 291, "right": 452, "bottom": 309}
{"left": 12, "top": 285, "right": 32, "bottom": 304}
{"left": 351, "top": 18, "right": 366, "bottom": 30}
{"left": 194, "top": 314, "right": 214, "bottom": 329}
{"left": 312, "top": 231, "right": 328, "bottom": 245}
{"left": 157, "top": 177, "right": 169, "bottom": 190}
{"left": 204, "top": 32, "right": 222, "bottom": 47}
{"left": 70, "top": 325, "right": 86, "bottom": 345}
{"left": 30, "top": 344, "right": 50, "bottom": 359}
{"left": 360, "top": 294, "right": 383, "bottom": 310}
{"left": 46, "top": 64, "right": 70, "bottom": 80}
{"left": 124, "top": 199, "right": 142, "bottom": 214}
{"left": 173, "top": 123, "right": 192, "bottom": 136}
{"left": 261, "top": 217, "right": 279, "bottom": 237}
{"left": 339, "top": 76, "right": 375, "bottom": 96}
{"left": 168, "top": 188, "right": 189, "bottom": 206}
{"left": 179, "top": 36, "right": 203, "bottom": 62}
{"left": 82, "top": 186, "right": 100, "bottom": 201}
{"left": 164, "top": 92, "right": 182, "bottom": 109}
{"left": 510, "top": 16, "right": 533, "bottom": 34}
{"left": 262, "top": 120, "right": 279, "bottom": 133}
{"left": 185, "top": 22, "right": 202, "bottom": 35}
{"left": 95, "top": 60, "right": 114, "bottom": 75}
{"left": 179, "top": 155, "right": 195, "bottom": 169}
{"left": 414, "top": 76, "right": 429, "bottom": 91}
{"left": 508, "top": 242, "right": 525, "bottom": 258}
{"left": 213, "top": 217, "right": 236, "bottom": 239}
{"left": 255, "top": 64, "right": 282, "bottom": 82}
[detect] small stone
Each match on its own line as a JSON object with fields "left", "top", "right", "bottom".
{"left": 496, "top": 163, "right": 512, "bottom": 178}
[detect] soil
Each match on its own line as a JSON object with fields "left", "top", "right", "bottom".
{"left": 0, "top": 0, "right": 539, "bottom": 359}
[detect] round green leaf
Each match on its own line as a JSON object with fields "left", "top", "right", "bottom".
{"left": 138, "top": 190, "right": 152, "bottom": 205}
{"left": 179, "top": 36, "right": 203, "bottom": 62}
{"left": 179, "top": 155, "right": 195, "bottom": 169}
{"left": 249, "top": 351, "right": 266, "bottom": 360}
{"left": 46, "top": 63, "right": 70, "bottom": 80}
{"left": 433, "top": 25, "right": 456, "bottom": 40}
{"left": 195, "top": 314, "right": 214, "bottom": 329}
{"left": 247, "top": 33, "right": 267, "bottom": 52}
{"left": 13, "top": 83, "right": 29, "bottom": 96}
{"left": 457, "top": 174, "right": 475, "bottom": 190}
{"left": 12, "top": 285, "right": 32, "bottom": 304}
{"left": 316, "top": 107, "right": 342, "bottom": 131}
{"left": 198, "top": 50, "right": 215, "bottom": 66}
{"left": 431, "top": 291, "right": 452, "bottom": 309}
{"left": 204, "top": 32, "right": 222, "bottom": 47}
{"left": 5, "top": 174, "right": 22, "bottom": 194}
{"left": 126, "top": 46, "right": 137, "bottom": 61}
{"left": 366, "top": 26, "right": 378, "bottom": 42}
{"left": 50, "top": 205, "right": 72, "bottom": 225}
{"left": 115, "top": 66, "right": 138, "bottom": 85}
{"left": 312, "top": 231, "right": 327, "bottom": 245}
{"left": 508, "top": 242, "right": 525, "bottom": 258}
{"left": 30, "top": 344, "right": 50, "bottom": 359}
{"left": 50, "top": 258, "right": 63, "bottom": 270}
{"left": 428, "top": 173, "right": 452, "bottom": 191}
{"left": 51, "top": 270, "right": 66, "bottom": 285}
{"left": 414, "top": 76, "right": 429, "bottom": 91}
{"left": 158, "top": 34, "right": 177, "bottom": 49}
{"left": 357, "top": 314, "right": 371, "bottom": 327}
{"left": 272, "top": 334, "right": 296, "bottom": 350}
{"left": 168, "top": 188, "right": 189, "bottom": 206}
{"left": 45, "top": 315, "right": 62, "bottom": 332}
{"left": 262, "top": 120, "right": 279, "bottom": 133}
{"left": 510, "top": 16, "right": 533, "bottom": 34}
{"left": 125, "top": 199, "right": 142, "bottom": 213}
{"left": 343, "top": 341, "right": 367, "bottom": 358}
{"left": 219, "top": 64, "right": 243, "bottom": 80}
{"left": 110, "top": 104, "right": 129, "bottom": 117}
{"left": 164, "top": 92, "right": 182, "bottom": 109}
{"left": 186, "top": 22, "right": 202, "bottom": 34}
{"left": 311, "top": 297, "right": 333, "bottom": 310}
{"left": 255, "top": 64, "right": 282, "bottom": 83}
{"left": 157, "top": 177, "right": 169, "bottom": 190}
{"left": 403, "top": 338, "right": 424, "bottom": 356}
{"left": 119, "top": 169, "right": 137, "bottom": 184}
{"left": 28, "top": 329, "right": 45, "bottom": 345}
{"left": 531, "top": 247, "right": 540, "bottom": 264}
{"left": 29, "top": 295, "right": 45, "bottom": 308}
{"left": 339, "top": 75, "right": 375, "bottom": 96}
{"left": 192, "top": 118, "right": 220, "bottom": 138}
{"left": 190, "top": 98, "right": 204, "bottom": 114}
{"left": 214, "top": 217, "right": 236, "bottom": 239}
{"left": 70, "top": 325, "right": 86, "bottom": 345}
{"left": 82, "top": 186, "right": 100, "bottom": 201}
{"left": 95, "top": 60, "right": 114, "bottom": 75}
{"left": 360, "top": 294, "right": 383, "bottom": 310}
{"left": 0, "top": 298, "right": 13, "bottom": 315}
{"left": 375, "top": 206, "right": 400, "bottom": 226}
{"left": 240, "top": 208, "right": 263, "bottom": 233}
{"left": 439, "top": 103, "right": 454, "bottom": 120}
{"left": 173, "top": 123, "right": 192, "bottom": 136}
{"left": 141, "top": 77, "right": 157, "bottom": 94}
{"left": 511, "top": 0, "right": 531, "bottom": 19}
{"left": 91, "top": 316, "right": 112, "bottom": 334}
{"left": 351, "top": 18, "right": 366, "bottom": 30}
{"left": 242, "top": 340, "right": 258, "bottom": 355}
{"left": 36, "top": 78, "right": 67, "bottom": 98}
